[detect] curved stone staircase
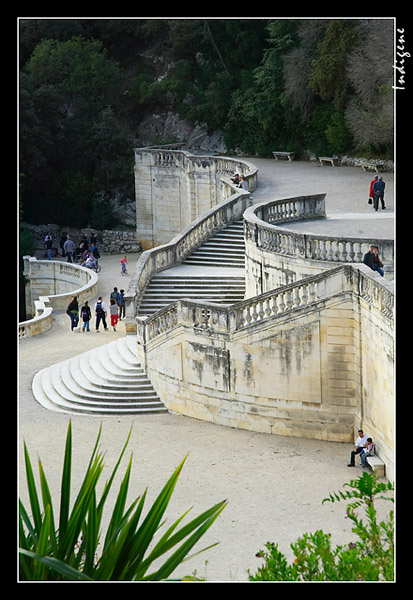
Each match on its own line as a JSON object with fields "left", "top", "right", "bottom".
{"left": 32, "top": 336, "right": 167, "bottom": 416}
{"left": 32, "top": 219, "right": 247, "bottom": 416}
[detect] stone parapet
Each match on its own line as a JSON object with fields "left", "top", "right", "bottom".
{"left": 19, "top": 257, "right": 98, "bottom": 337}
{"left": 244, "top": 196, "right": 394, "bottom": 296}
{"left": 124, "top": 189, "right": 252, "bottom": 333}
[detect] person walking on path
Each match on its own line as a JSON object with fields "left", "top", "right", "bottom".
{"left": 120, "top": 255, "right": 128, "bottom": 275}
{"left": 368, "top": 175, "right": 378, "bottom": 205}
{"left": 63, "top": 236, "right": 76, "bottom": 263}
{"left": 347, "top": 429, "right": 368, "bottom": 467}
{"left": 44, "top": 236, "right": 53, "bottom": 260}
{"left": 373, "top": 176, "right": 386, "bottom": 210}
{"left": 80, "top": 300, "right": 91, "bottom": 332}
{"left": 118, "top": 289, "right": 125, "bottom": 320}
{"left": 66, "top": 296, "right": 79, "bottom": 331}
{"left": 110, "top": 298, "right": 119, "bottom": 331}
{"left": 95, "top": 297, "right": 108, "bottom": 332}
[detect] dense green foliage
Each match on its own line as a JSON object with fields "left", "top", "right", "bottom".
{"left": 19, "top": 18, "right": 394, "bottom": 227}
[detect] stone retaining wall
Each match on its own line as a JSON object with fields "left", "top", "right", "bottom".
{"left": 20, "top": 223, "right": 142, "bottom": 256}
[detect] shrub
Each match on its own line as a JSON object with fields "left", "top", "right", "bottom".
{"left": 249, "top": 471, "right": 394, "bottom": 581}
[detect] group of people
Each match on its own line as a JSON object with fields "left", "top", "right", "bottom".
{"left": 66, "top": 287, "right": 126, "bottom": 333}
{"left": 347, "top": 429, "right": 375, "bottom": 468}
{"left": 231, "top": 173, "right": 249, "bottom": 191}
{"left": 368, "top": 175, "right": 386, "bottom": 211}
{"left": 44, "top": 231, "right": 101, "bottom": 267}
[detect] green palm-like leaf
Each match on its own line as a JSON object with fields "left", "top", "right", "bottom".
{"left": 19, "top": 422, "right": 226, "bottom": 581}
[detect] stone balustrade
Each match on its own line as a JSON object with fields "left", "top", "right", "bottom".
{"left": 125, "top": 150, "right": 256, "bottom": 332}
{"left": 137, "top": 263, "right": 394, "bottom": 347}
{"left": 244, "top": 196, "right": 394, "bottom": 266}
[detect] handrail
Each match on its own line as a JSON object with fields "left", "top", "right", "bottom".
{"left": 137, "top": 264, "right": 394, "bottom": 346}
{"left": 244, "top": 197, "right": 394, "bottom": 265}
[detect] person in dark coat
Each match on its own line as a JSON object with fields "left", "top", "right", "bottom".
{"left": 372, "top": 176, "right": 386, "bottom": 210}
{"left": 363, "top": 244, "right": 384, "bottom": 277}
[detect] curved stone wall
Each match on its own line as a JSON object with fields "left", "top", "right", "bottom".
{"left": 243, "top": 196, "right": 394, "bottom": 296}
{"left": 19, "top": 257, "right": 99, "bottom": 337}
{"left": 135, "top": 264, "right": 394, "bottom": 480}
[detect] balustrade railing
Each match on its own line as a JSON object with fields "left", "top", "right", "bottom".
{"left": 244, "top": 196, "right": 394, "bottom": 266}
{"left": 137, "top": 264, "right": 394, "bottom": 346}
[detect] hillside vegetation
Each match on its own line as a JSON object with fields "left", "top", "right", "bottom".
{"left": 19, "top": 18, "right": 394, "bottom": 227}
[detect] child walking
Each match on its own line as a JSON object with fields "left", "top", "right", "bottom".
{"left": 110, "top": 298, "right": 119, "bottom": 331}
{"left": 120, "top": 255, "right": 128, "bottom": 275}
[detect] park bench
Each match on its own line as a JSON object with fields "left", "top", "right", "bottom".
{"left": 360, "top": 162, "right": 385, "bottom": 173}
{"left": 365, "top": 455, "right": 385, "bottom": 477}
{"left": 272, "top": 151, "right": 295, "bottom": 161}
{"left": 318, "top": 156, "right": 341, "bottom": 167}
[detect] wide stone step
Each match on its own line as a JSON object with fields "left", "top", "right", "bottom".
{"left": 32, "top": 337, "right": 168, "bottom": 416}
{"left": 137, "top": 219, "right": 247, "bottom": 317}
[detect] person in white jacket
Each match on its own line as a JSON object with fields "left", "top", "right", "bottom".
{"left": 347, "top": 429, "right": 368, "bottom": 467}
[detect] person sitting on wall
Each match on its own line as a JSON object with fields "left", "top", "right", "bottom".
{"left": 360, "top": 438, "right": 375, "bottom": 468}
{"left": 231, "top": 173, "right": 240, "bottom": 185}
{"left": 238, "top": 175, "right": 248, "bottom": 191}
{"left": 347, "top": 429, "right": 368, "bottom": 467}
{"left": 363, "top": 244, "right": 384, "bottom": 277}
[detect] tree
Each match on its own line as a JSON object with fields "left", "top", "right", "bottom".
{"left": 20, "top": 36, "right": 131, "bottom": 226}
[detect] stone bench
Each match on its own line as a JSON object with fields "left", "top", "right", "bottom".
{"left": 360, "top": 162, "right": 385, "bottom": 173}
{"left": 318, "top": 156, "right": 341, "bottom": 167}
{"left": 272, "top": 151, "right": 295, "bottom": 161}
{"left": 365, "top": 455, "right": 385, "bottom": 477}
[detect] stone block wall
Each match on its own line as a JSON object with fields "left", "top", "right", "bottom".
{"left": 134, "top": 148, "right": 257, "bottom": 249}
{"left": 136, "top": 265, "right": 394, "bottom": 480}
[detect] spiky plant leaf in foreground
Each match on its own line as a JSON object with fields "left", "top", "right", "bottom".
{"left": 19, "top": 421, "right": 226, "bottom": 581}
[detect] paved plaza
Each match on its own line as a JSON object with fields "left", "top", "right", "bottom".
{"left": 18, "top": 158, "right": 394, "bottom": 582}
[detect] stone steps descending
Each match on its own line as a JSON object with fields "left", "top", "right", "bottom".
{"left": 32, "top": 336, "right": 168, "bottom": 416}
{"left": 184, "top": 221, "right": 245, "bottom": 267}
{"left": 137, "top": 219, "right": 246, "bottom": 317}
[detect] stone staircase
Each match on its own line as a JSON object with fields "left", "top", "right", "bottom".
{"left": 138, "top": 219, "right": 246, "bottom": 317}
{"left": 183, "top": 220, "right": 245, "bottom": 267}
{"left": 32, "top": 219, "right": 247, "bottom": 416}
{"left": 32, "top": 336, "right": 167, "bottom": 416}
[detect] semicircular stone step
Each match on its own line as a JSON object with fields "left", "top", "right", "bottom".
{"left": 32, "top": 336, "right": 168, "bottom": 416}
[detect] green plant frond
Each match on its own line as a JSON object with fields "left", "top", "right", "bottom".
{"left": 23, "top": 441, "right": 42, "bottom": 536}
{"left": 38, "top": 459, "right": 58, "bottom": 555}
{"left": 127, "top": 456, "right": 189, "bottom": 565}
{"left": 97, "top": 426, "right": 133, "bottom": 518}
{"left": 141, "top": 500, "right": 227, "bottom": 581}
{"left": 58, "top": 420, "right": 73, "bottom": 539}
{"left": 19, "top": 499, "right": 37, "bottom": 548}
{"left": 19, "top": 549, "right": 92, "bottom": 581}
{"left": 33, "top": 505, "right": 52, "bottom": 580}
